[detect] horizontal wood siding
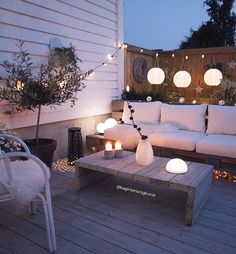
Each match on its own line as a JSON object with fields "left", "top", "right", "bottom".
{"left": 0, "top": 0, "right": 124, "bottom": 129}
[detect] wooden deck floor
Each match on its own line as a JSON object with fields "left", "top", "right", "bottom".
{"left": 0, "top": 165, "right": 235, "bottom": 254}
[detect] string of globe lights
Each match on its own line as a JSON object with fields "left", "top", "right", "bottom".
{"left": 78, "top": 43, "right": 128, "bottom": 81}
{"left": 147, "top": 52, "right": 223, "bottom": 88}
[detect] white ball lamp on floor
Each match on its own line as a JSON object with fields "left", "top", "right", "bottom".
{"left": 96, "top": 123, "right": 106, "bottom": 134}
{"left": 166, "top": 158, "right": 188, "bottom": 174}
{"left": 97, "top": 118, "right": 117, "bottom": 134}
{"left": 104, "top": 118, "right": 117, "bottom": 129}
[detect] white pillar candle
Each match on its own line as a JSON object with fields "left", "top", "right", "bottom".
{"left": 115, "top": 141, "right": 122, "bottom": 150}
{"left": 114, "top": 141, "right": 123, "bottom": 158}
{"left": 105, "top": 142, "right": 112, "bottom": 151}
{"left": 126, "top": 85, "right": 130, "bottom": 92}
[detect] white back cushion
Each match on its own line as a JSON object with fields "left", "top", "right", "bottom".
{"left": 207, "top": 105, "right": 236, "bottom": 135}
{"left": 122, "top": 101, "right": 162, "bottom": 124}
{"left": 161, "top": 104, "right": 207, "bottom": 132}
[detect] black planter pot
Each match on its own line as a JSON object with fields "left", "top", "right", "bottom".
{"left": 24, "top": 138, "right": 57, "bottom": 168}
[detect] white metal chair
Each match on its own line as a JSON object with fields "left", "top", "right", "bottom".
{"left": 0, "top": 133, "right": 56, "bottom": 253}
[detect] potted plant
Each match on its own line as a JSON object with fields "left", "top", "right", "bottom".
{"left": 0, "top": 40, "right": 85, "bottom": 167}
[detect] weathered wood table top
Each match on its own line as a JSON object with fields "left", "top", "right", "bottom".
{"left": 76, "top": 151, "right": 213, "bottom": 225}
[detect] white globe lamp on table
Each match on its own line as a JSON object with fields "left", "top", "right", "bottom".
{"left": 166, "top": 158, "right": 188, "bottom": 174}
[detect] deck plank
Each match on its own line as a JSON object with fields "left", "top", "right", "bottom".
{"left": 0, "top": 165, "right": 235, "bottom": 254}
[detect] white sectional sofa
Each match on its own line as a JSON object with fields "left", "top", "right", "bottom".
{"left": 104, "top": 101, "right": 236, "bottom": 167}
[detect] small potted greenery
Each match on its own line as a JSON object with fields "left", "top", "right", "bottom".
{"left": 0, "top": 40, "right": 85, "bottom": 167}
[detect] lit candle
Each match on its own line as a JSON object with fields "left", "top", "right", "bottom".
{"left": 105, "top": 142, "right": 112, "bottom": 151}
{"left": 104, "top": 142, "right": 114, "bottom": 159}
{"left": 126, "top": 85, "right": 130, "bottom": 92}
{"left": 114, "top": 141, "right": 123, "bottom": 158}
{"left": 115, "top": 141, "right": 122, "bottom": 150}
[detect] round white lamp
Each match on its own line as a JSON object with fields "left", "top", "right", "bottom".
{"left": 218, "top": 100, "right": 225, "bottom": 106}
{"left": 173, "top": 71, "right": 191, "bottom": 88}
{"left": 104, "top": 118, "right": 117, "bottom": 129}
{"left": 179, "top": 97, "right": 185, "bottom": 103}
{"left": 166, "top": 158, "right": 188, "bottom": 174}
{"left": 96, "top": 123, "right": 106, "bottom": 134}
{"left": 146, "top": 96, "right": 152, "bottom": 102}
{"left": 147, "top": 67, "right": 165, "bottom": 85}
{"left": 204, "top": 69, "right": 222, "bottom": 86}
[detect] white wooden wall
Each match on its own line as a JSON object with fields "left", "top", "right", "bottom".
{"left": 0, "top": 0, "right": 124, "bottom": 129}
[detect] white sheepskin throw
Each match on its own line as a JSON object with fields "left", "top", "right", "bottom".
{"left": 0, "top": 159, "right": 50, "bottom": 204}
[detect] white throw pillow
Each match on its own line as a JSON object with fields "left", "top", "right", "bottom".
{"left": 160, "top": 104, "right": 207, "bottom": 132}
{"left": 207, "top": 105, "right": 236, "bottom": 135}
{"left": 122, "top": 101, "right": 162, "bottom": 124}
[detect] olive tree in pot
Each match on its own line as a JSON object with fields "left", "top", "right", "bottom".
{"left": 0, "top": 40, "right": 85, "bottom": 167}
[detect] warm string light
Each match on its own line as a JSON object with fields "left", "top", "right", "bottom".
{"left": 120, "top": 94, "right": 146, "bottom": 140}
{"left": 214, "top": 170, "right": 236, "bottom": 183}
{"left": 79, "top": 43, "right": 127, "bottom": 82}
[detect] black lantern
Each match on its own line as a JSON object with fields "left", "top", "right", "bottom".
{"left": 67, "top": 127, "right": 84, "bottom": 165}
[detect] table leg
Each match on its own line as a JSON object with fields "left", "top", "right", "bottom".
{"left": 185, "top": 172, "right": 212, "bottom": 225}
{"left": 75, "top": 167, "right": 108, "bottom": 191}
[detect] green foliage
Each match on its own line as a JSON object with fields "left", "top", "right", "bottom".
{"left": 211, "top": 80, "right": 236, "bottom": 105}
{"left": 121, "top": 87, "right": 166, "bottom": 101}
{"left": 0, "top": 40, "right": 85, "bottom": 141}
{"left": 180, "top": 0, "right": 236, "bottom": 49}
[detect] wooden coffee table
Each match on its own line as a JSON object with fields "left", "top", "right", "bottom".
{"left": 75, "top": 151, "right": 213, "bottom": 225}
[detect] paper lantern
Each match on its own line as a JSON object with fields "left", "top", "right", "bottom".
{"left": 166, "top": 158, "right": 188, "bottom": 174}
{"left": 147, "top": 67, "right": 165, "bottom": 85}
{"left": 104, "top": 118, "right": 117, "bottom": 129}
{"left": 173, "top": 71, "right": 191, "bottom": 88}
{"left": 204, "top": 69, "right": 222, "bottom": 86}
{"left": 96, "top": 123, "right": 106, "bottom": 134}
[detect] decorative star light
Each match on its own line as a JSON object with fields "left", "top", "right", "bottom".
{"left": 195, "top": 85, "right": 203, "bottom": 94}
{"left": 227, "top": 60, "right": 236, "bottom": 70}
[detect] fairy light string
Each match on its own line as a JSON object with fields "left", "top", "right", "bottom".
{"left": 214, "top": 170, "right": 236, "bottom": 183}
{"left": 79, "top": 43, "right": 127, "bottom": 81}
{"left": 120, "top": 94, "right": 147, "bottom": 140}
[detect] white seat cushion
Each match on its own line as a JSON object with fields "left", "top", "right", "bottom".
{"left": 104, "top": 123, "right": 179, "bottom": 150}
{"left": 149, "top": 130, "right": 206, "bottom": 151}
{"left": 161, "top": 104, "right": 207, "bottom": 132}
{"left": 104, "top": 124, "right": 139, "bottom": 150}
{"left": 122, "top": 101, "right": 162, "bottom": 124}
{"left": 0, "top": 159, "right": 49, "bottom": 202}
{"left": 196, "top": 134, "right": 236, "bottom": 158}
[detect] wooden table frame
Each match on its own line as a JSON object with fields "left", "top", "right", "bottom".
{"left": 75, "top": 151, "right": 213, "bottom": 226}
